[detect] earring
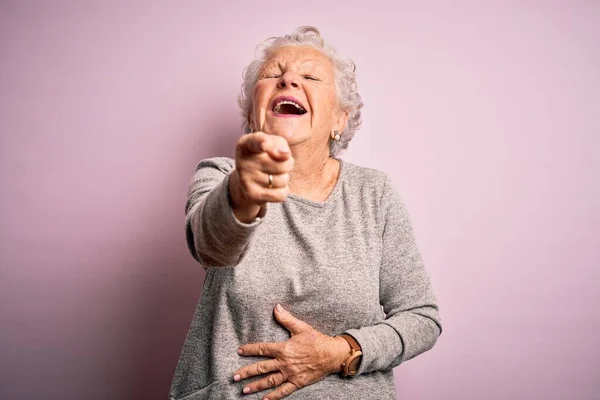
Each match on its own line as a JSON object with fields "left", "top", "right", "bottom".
{"left": 333, "top": 131, "right": 341, "bottom": 141}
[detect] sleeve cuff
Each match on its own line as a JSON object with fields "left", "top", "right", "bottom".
{"left": 223, "top": 172, "right": 267, "bottom": 228}
{"left": 343, "top": 323, "right": 404, "bottom": 376}
{"left": 189, "top": 172, "right": 266, "bottom": 267}
{"left": 212, "top": 171, "right": 266, "bottom": 229}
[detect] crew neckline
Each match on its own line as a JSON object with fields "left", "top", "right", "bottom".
{"left": 286, "top": 158, "right": 345, "bottom": 208}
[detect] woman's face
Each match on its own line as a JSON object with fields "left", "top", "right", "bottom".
{"left": 251, "top": 46, "right": 347, "bottom": 148}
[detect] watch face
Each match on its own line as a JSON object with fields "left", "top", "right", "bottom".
{"left": 348, "top": 356, "right": 361, "bottom": 374}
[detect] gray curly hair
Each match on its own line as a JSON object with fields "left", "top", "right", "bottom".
{"left": 238, "top": 26, "right": 363, "bottom": 157}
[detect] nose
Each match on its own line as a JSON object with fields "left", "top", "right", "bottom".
{"left": 277, "top": 71, "right": 300, "bottom": 89}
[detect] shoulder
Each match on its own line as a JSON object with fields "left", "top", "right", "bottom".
{"left": 338, "top": 160, "right": 399, "bottom": 218}
{"left": 342, "top": 159, "right": 388, "bottom": 181}
{"left": 341, "top": 159, "right": 390, "bottom": 196}
{"left": 194, "top": 157, "right": 235, "bottom": 175}
{"left": 187, "top": 157, "right": 235, "bottom": 195}
{"left": 340, "top": 160, "right": 409, "bottom": 214}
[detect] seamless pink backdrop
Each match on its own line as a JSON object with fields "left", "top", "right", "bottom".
{"left": 1, "top": 1, "right": 598, "bottom": 399}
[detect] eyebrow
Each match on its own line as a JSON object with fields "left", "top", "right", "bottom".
{"left": 267, "top": 58, "right": 323, "bottom": 68}
{"left": 262, "top": 58, "right": 329, "bottom": 75}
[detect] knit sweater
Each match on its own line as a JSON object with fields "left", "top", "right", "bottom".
{"left": 169, "top": 157, "right": 442, "bottom": 400}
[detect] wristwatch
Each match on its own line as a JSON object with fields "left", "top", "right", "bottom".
{"left": 339, "top": 334, "right": 363, "bottom": 377}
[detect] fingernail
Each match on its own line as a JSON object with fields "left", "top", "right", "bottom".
{"left": 237, "top": 348, "right": 243, "bottom": 355}
{"left": 278, "top": 147, "right": 290, "bottom": 154}
{"left": 276, "top": 304, "right": 284, "bottom": 312}
{"left": 234, "top": 374, "right": 241, "bottom": 381}
{"left": 243, "top": 386, "right": 251, "bottom": 394}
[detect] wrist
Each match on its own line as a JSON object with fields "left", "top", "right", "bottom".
{"left": 337, "top": 334, "right": 363, "bottom": 377}
{"left": 330, "top": 336, "right": 351, "bottom": 374}
{"left": 228, "top": 171, "right": 263, "bottom": 223}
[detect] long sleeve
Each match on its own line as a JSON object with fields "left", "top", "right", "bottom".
{"left": 184, "top": 157, "right": 264, "bottom": 267}
{"left": 344, "top": 176, "right": 442, "bottom": 375}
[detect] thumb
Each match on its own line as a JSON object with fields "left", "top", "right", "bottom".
{"left": 274, "top": 304, "right": 312, "bottom": 336}
{"left": 262, "top": 135, "right": 291, "bottom": 161}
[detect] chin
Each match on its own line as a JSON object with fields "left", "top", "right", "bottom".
{"left": 263, "top": 126, "right": 307, "bottom": 142}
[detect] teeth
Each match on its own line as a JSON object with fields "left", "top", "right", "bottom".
{"left": 273, "top": 100, "right": 306, "bottom": 114}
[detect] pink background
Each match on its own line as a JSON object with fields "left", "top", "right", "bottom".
{"left": 1, "top": 1, "right": 598, "bottom": 399}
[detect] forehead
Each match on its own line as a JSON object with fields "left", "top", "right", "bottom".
{"left": 263, "top": 46, "right": 334, "bottom": 71}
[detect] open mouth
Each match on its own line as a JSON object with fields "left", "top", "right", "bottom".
{"left": 272, "top": 98, "right": 307, "bottom": 116}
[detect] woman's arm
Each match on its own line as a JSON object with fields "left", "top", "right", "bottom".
{"left": 185, "top": 157, "right": 263, "bottom": 267}
{"left": 185, "top": 133, "right": 293, "bottom": 267}
{"left": 343, "top": 175, "right": 443, "bottom": 375}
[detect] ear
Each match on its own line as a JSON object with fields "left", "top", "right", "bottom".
{"left": 333, "top": 110, "right": 349, "bottom": 134}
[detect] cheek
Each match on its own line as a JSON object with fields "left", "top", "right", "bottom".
{"left": 251, "top": 88, "right": 268, "bottom": 122}
{"left": 325, "top": 87, "right": 338, "bottom": 107}
{"left": 314, "top": 89, "right": 338, "bottom": 121}
{"left": 317, "top": 85, "right": 337, "bottom": 106}
{"left": 252, "top": 85, "right": 263, "bottom": 106}
{"left": 253, "top": 82, "right": 271, "bottom": 104}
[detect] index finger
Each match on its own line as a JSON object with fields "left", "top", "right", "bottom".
{"left": 238, "top": 341, "right": 284, "bottom": 358}
{"left": 239, "top": 132, "right": 269, "bottom": 154}
{"left": 240, "top": 132, "right": 291, "bottom": 161}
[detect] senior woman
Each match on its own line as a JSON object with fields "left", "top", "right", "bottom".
{"left": 170, "top": 26, "right": 442, "bottom": 400}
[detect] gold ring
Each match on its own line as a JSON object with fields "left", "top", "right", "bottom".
{"left": 267, "top": 174, "right": 273, "bottom": 189}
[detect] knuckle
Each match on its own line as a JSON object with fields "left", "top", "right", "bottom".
{"left": 256, "top": 363, "right": 267, "bottom": 374}
{"left": 287, "top": 378, "right": 301, "bottom": 389}
{"left": 258, "top": 152, "right": 272, "bottom": 164}
{"left": 266, "top": 375, "right": 277, "bottom": 388}
{"left": 281, "top": 342, "right": 292, "bottom": 355}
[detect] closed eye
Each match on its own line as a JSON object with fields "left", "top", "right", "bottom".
{"left": 303, "top": 75, "right": 319, "bottom": 81}
{"left": 266, "top": 74, "right": 282, "bottom": 79}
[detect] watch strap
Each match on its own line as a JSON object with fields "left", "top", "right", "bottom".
{"left": 340, "top": 334, "right": 361, "bottom": 352}
{"left": 339, "top": 334, "right": 362, "bottom": 377}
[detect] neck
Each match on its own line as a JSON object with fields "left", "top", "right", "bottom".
{"left": 288, "top": 142, "right": 338, "bottom": 198}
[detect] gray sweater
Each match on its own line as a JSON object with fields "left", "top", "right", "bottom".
{"left": 169, "top": 157, "right": 442, "bottom": 400}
